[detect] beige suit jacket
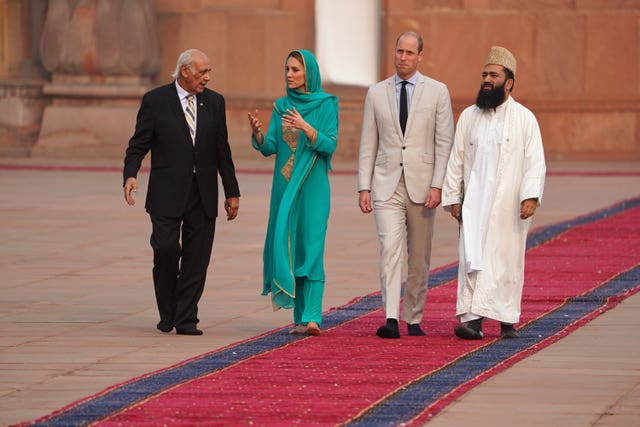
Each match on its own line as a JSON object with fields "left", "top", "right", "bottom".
{"left": 358, "top": 72, "right": 454, "bottom": 203}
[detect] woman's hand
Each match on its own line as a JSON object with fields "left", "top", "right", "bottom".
{"left": 282, "top": 108, "right": 316, "bottom": 142}
{"left": 282, "top": 108, "right": 308, "bottom": 130}
{"left": 247, "top": 109, "right": 262, "bottom": 141}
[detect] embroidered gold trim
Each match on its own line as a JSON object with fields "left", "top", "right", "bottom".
{"left": 281, "top": 124, "right": 300, "bottom": 182}
{"left": 282, "top": 125, "right": 299, "bottom": 151}
{"left": 280, "top": 154, "right": 295, "bottom": 182}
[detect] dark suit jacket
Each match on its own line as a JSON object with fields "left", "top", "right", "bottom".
{"left": 123, "top": 83, "right": 240, "bottom": 218}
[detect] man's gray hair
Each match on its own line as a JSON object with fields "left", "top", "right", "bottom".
{"left": 171, "top": 49, "right": 206, "bottom": 79}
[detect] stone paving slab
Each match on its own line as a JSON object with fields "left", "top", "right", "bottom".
{"left": 0, "top": 158, "right": 638, "bottom": 426}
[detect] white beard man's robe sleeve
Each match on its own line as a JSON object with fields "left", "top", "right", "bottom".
{"left": 442, "top": 98, "right": 546, "bottom": 324}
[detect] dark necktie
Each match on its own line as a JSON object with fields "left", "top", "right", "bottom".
{"left": 399, "top": 80, "right": 408, "bottom": 135}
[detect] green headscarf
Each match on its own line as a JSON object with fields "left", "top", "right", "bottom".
{"left": 274, "top": 49, "right": 335, "bottom": 117}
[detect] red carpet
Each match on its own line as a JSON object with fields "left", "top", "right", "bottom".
{"left": 16, "top": 197, "right": 640, "bottom": 426}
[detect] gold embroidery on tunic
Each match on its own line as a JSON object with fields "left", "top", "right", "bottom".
{"left": 282, "top": 125, "right": 299, "bottom": 151}
{"left": 281, "top": 124, "right": 300, "bottom": 182}
{"left": 281, "top": 155, "right": 295, "bottom": 182}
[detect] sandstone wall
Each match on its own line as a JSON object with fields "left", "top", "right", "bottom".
{"left": 152, "top": 0, "right": 640, "bottom": 161}
{"left": 1, "top": 0, "right": 638, "bottom": 161}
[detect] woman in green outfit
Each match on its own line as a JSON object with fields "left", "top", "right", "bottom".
{"left": 247, "top": 50, "right": 338, "bottom": 336}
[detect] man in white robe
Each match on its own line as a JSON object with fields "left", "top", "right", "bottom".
{"left": 442, "top": 46, "right": 546, "bottom": 339}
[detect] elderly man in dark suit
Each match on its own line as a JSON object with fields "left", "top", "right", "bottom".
{"left": 123, "top": 48, "right": 240, "bottom": 336}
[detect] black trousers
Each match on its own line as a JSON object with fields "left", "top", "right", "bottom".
{"left": 149, "top": 176, "right": 216, "bottom": 330}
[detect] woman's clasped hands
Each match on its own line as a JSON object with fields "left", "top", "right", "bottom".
{"left": 282, "top": 107, "right": 308, "bottom": 130}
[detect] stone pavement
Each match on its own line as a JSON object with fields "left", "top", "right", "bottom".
{"left": 0, "top": 157, "right": 638, "bottom": 427}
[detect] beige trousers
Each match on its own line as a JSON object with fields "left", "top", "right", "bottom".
{"left": 373, "top": 174, "right": 436, "bottom": 324}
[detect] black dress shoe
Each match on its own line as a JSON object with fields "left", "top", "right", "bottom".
{"left": 176, "top": 328, "right": 203, "bottom": 336}
{"left": 407, "top": 323, "right": 426, "bottom": 336}
{"left": 157, "top": 321, "right": 173, "bottom": 333}
{"left": 376, "top": 319, "right": 400, "bottom": 339}
{"left": 454, "top": 318, "right": 483, "bottom": 340}
{"left": 500, "top": 323, "right": 519, "bottom": 339}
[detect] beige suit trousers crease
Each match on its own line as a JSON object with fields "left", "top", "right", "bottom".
{"left": 373, "top": 174, "right": 436, "bottom": 324}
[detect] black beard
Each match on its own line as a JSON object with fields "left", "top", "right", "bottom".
{"left": 475, "top": 82, "right": 506, "bottom": 110}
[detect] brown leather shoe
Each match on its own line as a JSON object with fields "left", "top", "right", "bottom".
{"left": 306, "top": 322, "right": 321, "bottom": 336}
{"left": 289, "top": 324, "right": 308, "bottom": 335}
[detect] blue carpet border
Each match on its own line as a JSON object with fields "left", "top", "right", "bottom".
{"left": 346, "top": 265, "right": 640, "bottom": 426}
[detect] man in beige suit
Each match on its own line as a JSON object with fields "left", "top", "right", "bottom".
{"left": 358, "top": 32, "right": 454, "bottom": 338}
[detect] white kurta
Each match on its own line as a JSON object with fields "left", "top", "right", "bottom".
{"left": 442, "top": 97, "right": 546, "bottom": 324}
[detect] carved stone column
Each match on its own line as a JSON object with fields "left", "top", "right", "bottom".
{"left": 33, "top": 0, "right": 159, "bottom": 159}
{"left": 0, "top": 0, "right": 49, "bottom": 157}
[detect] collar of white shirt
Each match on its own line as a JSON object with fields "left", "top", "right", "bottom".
{"left": 395, "top": 72, "right": 420, "bottom": 87}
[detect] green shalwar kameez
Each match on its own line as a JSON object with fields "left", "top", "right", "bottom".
{"left": 252, "top": 50, "right": 339, "bottom": 327}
